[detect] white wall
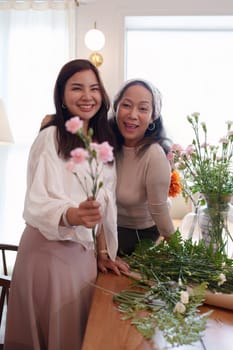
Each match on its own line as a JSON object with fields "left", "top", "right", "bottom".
{"left": 76, "top": 0, "right": 233, "bottom": 100}
{"left": 75, "top": 0, "right": 233, "bottom": 218}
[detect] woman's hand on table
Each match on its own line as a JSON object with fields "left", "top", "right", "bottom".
{"left": 97, "top": 253, "right": 129, "bottom": 276}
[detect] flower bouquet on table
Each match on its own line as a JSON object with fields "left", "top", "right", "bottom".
{"left": 65, "top": 116, "right": 114, "bottom": 254}
{"left": 113, "top": 231, "right": 233, "bottom": 348}
{"left": 167, "top": 113, "right": 233, "bottom": 254}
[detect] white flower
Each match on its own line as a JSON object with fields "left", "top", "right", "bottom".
{"left": 178, "top": 278, "right": 183, "bottom": 286}
{"left": 218, "top": 273, "right": 227, "bottom": 286}
{"left": 180, "top": 290, "right": 189, "bottom": 304}
{"left": 173, "top": 302, "right": 186, "bottom": 314}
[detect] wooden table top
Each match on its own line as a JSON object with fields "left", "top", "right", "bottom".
{"left": 82, "top": 272, "right": 233, "bottom": 350}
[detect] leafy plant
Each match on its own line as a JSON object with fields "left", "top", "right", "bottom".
{"left": 167, "top": 113, "right": 233, "bottom": 206}
{"left": 113, "top": 231, "right": 233, "bottom": 347}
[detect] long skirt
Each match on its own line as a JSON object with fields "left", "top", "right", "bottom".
{"left": 4, "top": 225, "right": 97, "bottom": 350}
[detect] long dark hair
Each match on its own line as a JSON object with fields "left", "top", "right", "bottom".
{"left": 109, "top": 79, "right": 172, "bottom": 155}
{"left": 42, "top": 59, "right": 116, "bottom": 159}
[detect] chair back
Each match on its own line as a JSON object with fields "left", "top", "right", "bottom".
{"left": 0, "top": 244, "right": 18, "bottom": 276}
{"left": 0, "top": 244, "right": 18, "bottom": 346}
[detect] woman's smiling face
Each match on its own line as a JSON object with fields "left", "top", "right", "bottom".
{"left": 116, "top": 84, "right": 153, "bottom": 147}
{"left": 63, "top": 69, "right": 102, "bottom": 135}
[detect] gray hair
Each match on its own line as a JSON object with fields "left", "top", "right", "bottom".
{"left": 113, "top": 78, "right": 162, "bottom": 120}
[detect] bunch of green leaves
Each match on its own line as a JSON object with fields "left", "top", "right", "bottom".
{"left": 113, "top": 277, "right": 210, "bottom": 346}
{"left": 126, "top": 230, "right": 233, "bottom": 294}
{"left": 113, "top": 230, "right": 233, "bottom": 347}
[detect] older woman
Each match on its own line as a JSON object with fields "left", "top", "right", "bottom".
{"left": 109, "top": 79, "right": 175, "bottom": 255}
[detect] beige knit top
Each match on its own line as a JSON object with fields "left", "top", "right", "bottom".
{"left": 116, "top": 144, "right": 175, "bottom": 238}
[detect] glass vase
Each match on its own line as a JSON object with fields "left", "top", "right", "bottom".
{"left": 180, "top": 207, "right": 201, "bottom": 242}
{"left": 198, "top": 193, "right": 233, "bottom": 256}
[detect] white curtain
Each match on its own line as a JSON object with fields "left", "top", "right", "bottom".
{"left": 0, "top": 0, "right": 77, "bottom": 244}
{"left": 0, "top": 0, "right": 76, "bottom": 144}
{"left": 0, "top": 0, "right": 73, "bottom": 10}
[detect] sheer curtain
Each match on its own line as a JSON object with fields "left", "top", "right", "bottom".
{"left": 0, "top": 0, "right": 76, "bottom": 144}
{"left": 0, "top": 0, "right": 76, "bottom": 243}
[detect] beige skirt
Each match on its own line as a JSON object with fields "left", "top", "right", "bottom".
{"left": 4, "top": 225, "right": 97, "bottom": 350}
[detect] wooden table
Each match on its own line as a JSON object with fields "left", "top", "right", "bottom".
{"left": 82, "top": 272, "right": 233, "bottom": 350}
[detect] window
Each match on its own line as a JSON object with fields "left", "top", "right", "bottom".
{"left": 0, "top": 3, "right": 75, "bottom": 243}
{"left": 125, "top": 16, "right": 233, "bottom": 146}
{"left": 0, "top": 2, "right": 75, "bottom": 145}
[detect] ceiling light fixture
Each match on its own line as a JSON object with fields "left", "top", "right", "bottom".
{"left": 84, "top": 22, "right": 105, "bottom": 67}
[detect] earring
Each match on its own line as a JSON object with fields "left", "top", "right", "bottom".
{"left": 147, "top": 122, "right": 155, "bottom": 131}
{"left": 62, "top": 103, "right": 67, "bottom": 109}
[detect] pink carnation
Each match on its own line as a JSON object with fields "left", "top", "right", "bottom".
{"left": 167, "top": 151, "right": 174, "bottom": 161}
{"left": 186, "top": 144, "right": 194, "bottom": 155}
{"left": 70, "top": 148, "right": 88, "bottom": 164}
{"left": 65, "top": 116, "right": 83, "bottom": 134}
{"left": 201, "top": 142, "right": 209, "bottom": 148}
{"left": 90, "top": 142, "right": 99, "bottom": 152}
{"left": 171, "top": 144, "right": 184, "bottom": 152}
{"left": 97, "top": 142, "right": 114, "bottom": 163}
{"left": 219, "top": 137, "right": 228, "bottom": 144}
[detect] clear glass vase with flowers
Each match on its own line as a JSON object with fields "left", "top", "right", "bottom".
{"left": 167, "top": 113, "right": 233, "bottom": 255}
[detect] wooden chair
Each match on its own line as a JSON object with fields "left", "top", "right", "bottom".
{"left": 0, "top": 244, "right": 18, "bottom": 348}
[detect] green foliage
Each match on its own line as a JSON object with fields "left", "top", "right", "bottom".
{"left": 127, "top": 229, "right": 233, "bottom": 293}
{"left": 113, "top": 231, "right": 233, "bottom": 347}
{"left": 168, "top": 113, "right": 233, "bottom": 205}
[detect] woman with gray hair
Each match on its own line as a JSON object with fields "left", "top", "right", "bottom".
{"left": 107, "top": 79, "right": 175, "bottom": 256}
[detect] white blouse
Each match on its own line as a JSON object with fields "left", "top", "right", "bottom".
{"left": 23, "top": 126, "right": 118, "bottom": 260}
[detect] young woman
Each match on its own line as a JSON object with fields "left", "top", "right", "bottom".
{"left": 4, "top": 59, "right": 127, "bottom": 350}
{"left": 109, "top": 79, "right": 175, "bottom": 255}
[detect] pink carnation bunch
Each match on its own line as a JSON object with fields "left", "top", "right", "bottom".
{"left": 64, "top": 116, "right": 115, "bottom": 252}
{"left": 65, "top": 116, "right": 114, "bottom": 199}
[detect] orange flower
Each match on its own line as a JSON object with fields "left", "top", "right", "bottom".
{"left": 169, "top": 170, "right": 182, "bottom": 197}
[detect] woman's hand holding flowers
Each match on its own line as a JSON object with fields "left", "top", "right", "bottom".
{"left": 64, "top": 199, "right": 102, "bottom": 228}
